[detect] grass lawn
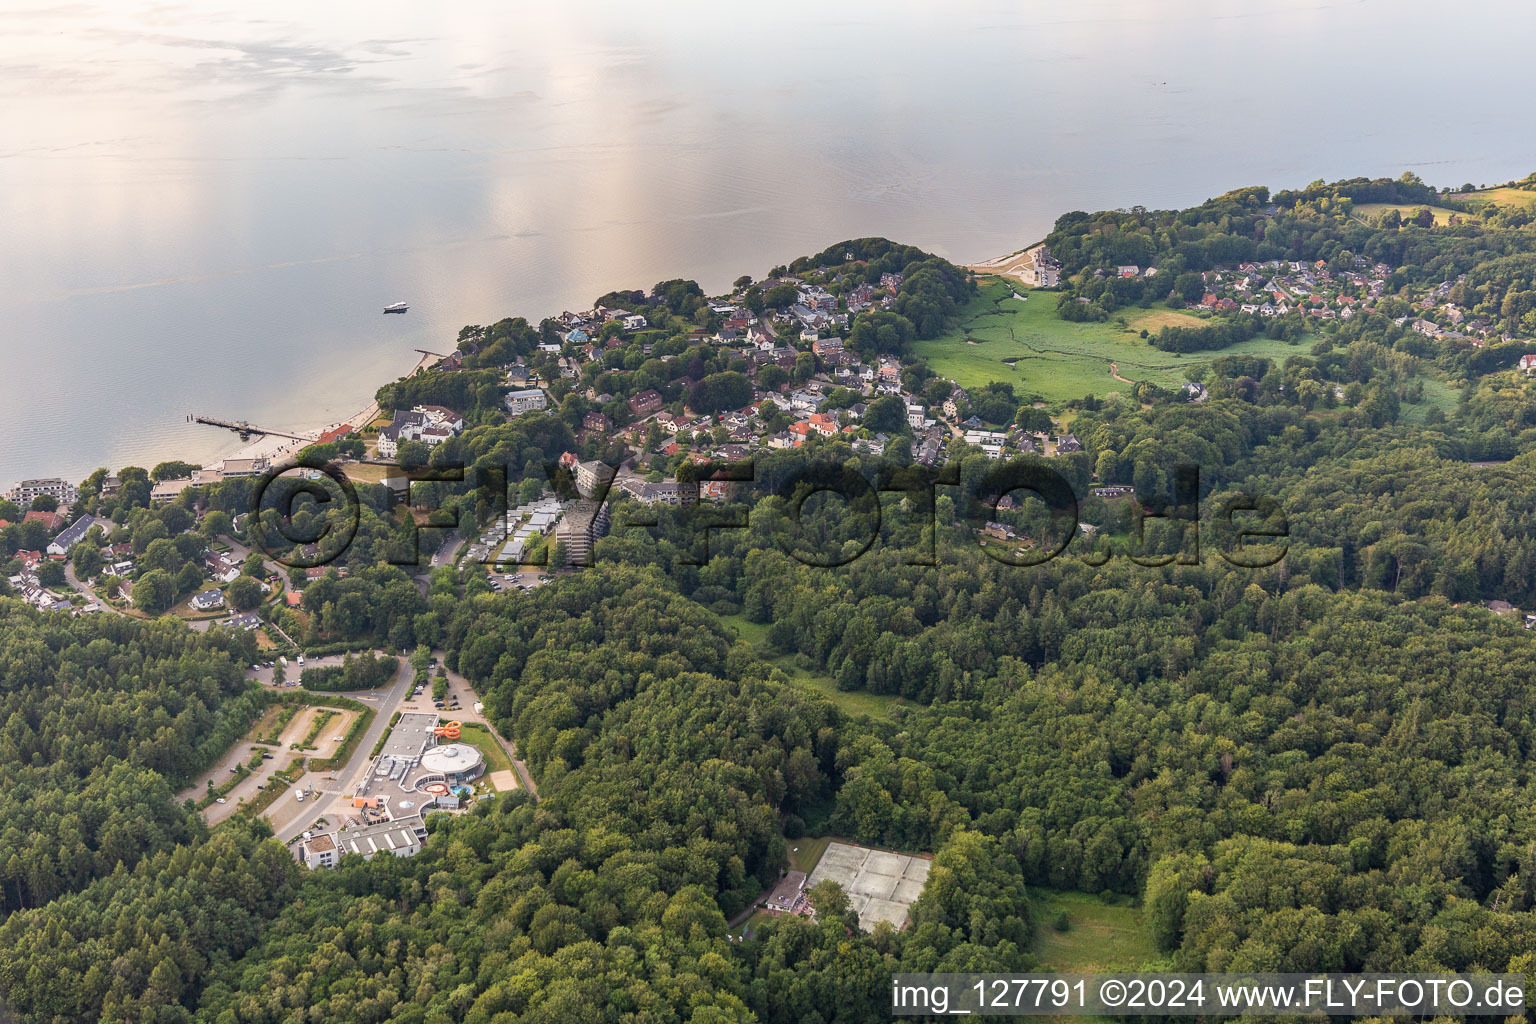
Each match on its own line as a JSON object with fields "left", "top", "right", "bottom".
{"left": 1124, "top": 307, "right": 1205, "bottom": 333}
{"left": 1030, "top": 889, "right": 1160, "bottom": 972}
{"left": 913, "top": 278, "right": 1304, "bottom": 402}
{"left": 343, "top": 463, "right": 393, "bottom": 485}
{"left": 1403, "top": 376, "right": 1461, "bottom": 424}
{"left": 786, "top": 835, "right": 833, "bottom": 875}
{"left": 1352, "top": 202, "right": 1462, "bottom": 227}
{"left": 730, "top": 909, "right": 776, "bottom": 940}
{"left": 457, "top": 721, "right": 514, "bottom": 774}
{"left": 718, "top": 613, "right": 917, "bottom": 722}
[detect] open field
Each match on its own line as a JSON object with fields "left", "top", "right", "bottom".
{"left": 1451, "top": 186, "right": 1536, "bottom": 210}
{"left": 343, "top": 463, "right": 394, "bottom": 485}
{"left": 1124, "top": 307, "right": 1205, "bottom": 333}
{"left": 719, "top": 614, "right": 917, "bottom": 721}
{"left": 1030, "top": 889, "right": 1159, "bottom": 971}
{"left": 1352, "top": 202, "right": 1462, "bottom": 226}
{"left": 1403, "top": 376, "right": 1461, "bottom": 423}
{"left": 914, "top": 279, "right": 1304, "bottom": 401}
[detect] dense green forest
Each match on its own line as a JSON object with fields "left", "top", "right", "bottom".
{"left": 11, "top": 180, "right": 1536, "bottom": 1021}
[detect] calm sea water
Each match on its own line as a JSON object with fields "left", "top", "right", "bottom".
{"left": 3, "top": 0, "right": 1533, "bottom": 486}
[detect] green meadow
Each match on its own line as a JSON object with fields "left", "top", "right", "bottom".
{"left": 913, "top": 278, "right": 1305, "bottom": 401}
{"left": 1352, "top": 201, "right": 1463, "bottom": 226}
{"left": 1029, "top": 889, "right": 1161, "bottom": 971}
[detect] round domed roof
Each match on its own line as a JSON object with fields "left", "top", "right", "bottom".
{"left": 419, "top": 742, "right": 484, "bottom": 775}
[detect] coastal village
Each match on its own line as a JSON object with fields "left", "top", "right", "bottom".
{"left": 5, "top": 231, "right": 1534, "bottom": 627}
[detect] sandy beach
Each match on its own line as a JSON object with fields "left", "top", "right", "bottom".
{"left": 966, "top": 243, "right": 1045, "bottom": 284}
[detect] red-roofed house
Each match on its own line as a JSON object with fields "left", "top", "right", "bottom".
{"left": 23, "top": 510, "right": 63, "bottom": 532}
{"left": 315, "top": 424, "right": 353, "bottom": 445}
{"left": 807, "top": 413, "right": 839, "bottom": 437}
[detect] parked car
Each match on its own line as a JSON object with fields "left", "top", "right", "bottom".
{"left": 215, "top": 797, "right": 227, "bottom": 804}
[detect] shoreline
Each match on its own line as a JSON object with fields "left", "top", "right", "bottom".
{"left": 210, "top": 350, "right": 437, "bottom": 471}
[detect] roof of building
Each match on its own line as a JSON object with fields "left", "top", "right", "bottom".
{"left": 420, "top": 742, "right": 484, "bottom": 776}
{"left": 305, "top": 833, "right": 337, "bottom": 854}
{"left": 337, "top": 817, "right": 426, "bottom": 857}
{"left": 49, "top": 515, "right": 94, "bottom": 551}
{"left": 378, "top": 712, "right": 439, "bottom": 761}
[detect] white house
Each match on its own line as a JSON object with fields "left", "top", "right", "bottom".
{"left": 504, "top": 389, "right": 549, "bottom": 417}
{"left": 46, "top": 515, "right": 93, "bottom": 558}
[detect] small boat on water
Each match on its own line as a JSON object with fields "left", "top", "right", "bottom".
{"left": 383, "top": 302, "right": 409, "bottom": 314}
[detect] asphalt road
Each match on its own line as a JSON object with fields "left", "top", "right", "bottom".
{"left": 63, "top": 562, "right": 113, "bottom": 614}
{"left": 269, "top": 657, "right": 418, "bottom": 844}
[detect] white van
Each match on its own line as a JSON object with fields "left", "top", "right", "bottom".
{"left": 295, "top": 791, "right": 305, "bottom": 803}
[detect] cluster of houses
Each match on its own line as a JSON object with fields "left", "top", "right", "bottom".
{"left": 1185, "top": 258, "right": 1527, "bottom": 347}
{"left": 423, "top": 267, "right": 1105, "bottom": 523}
{"left": 1182, "top": 257, "right": 1394, "bottom": 321}
{"left": 2, "top": 486, "right": 279, "bottom": 617}
{"left": 376, "top": 406, "right": 465, "bottom": 458}
{"left": 4, "top": 511, "right": 93, "bottom": 613}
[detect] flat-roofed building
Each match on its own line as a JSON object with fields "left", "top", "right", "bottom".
{"left": 505, "top": 389, "right": 548, "bottom": 416}
{"left": 337, "top": 817, "right": 427, "bottom": 860}
{"left": 575, "top": 460, "right": 615, "bottom": 499}
{"left": 555, "top": 499, "right": 611, "bottom": 567}
{"left": 299, "top": 832, "right": 339, "bottom": 869}
{"left": 5, "top": 477, "right": 78, "bottom": 506}
{"left": 378, "top": 712, "right": 439, "bottom": 762}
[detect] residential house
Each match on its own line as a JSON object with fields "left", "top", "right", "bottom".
{"left": 807, "top": 413, "right": 839, "bottom": 437}
{"left": 24, "top": 509, "right": 63, "bottom": 532}
{"left": 190, "top": 590, "right": 225, "bottom": 612}
{"left": 629, "top": 389, "right": 664, "bottom": 417}
{"left": 46, "top": 515, "right": 93, "bottom": 557}
{"left": 811, "top": 336, "right": 843, "bottom": 358}
{"left": 942, "top": 388, "right": 967, "bottom": 419}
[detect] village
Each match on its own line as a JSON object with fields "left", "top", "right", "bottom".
{"left": 5, "top": 238, "right": 1533, "bottom": 621}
